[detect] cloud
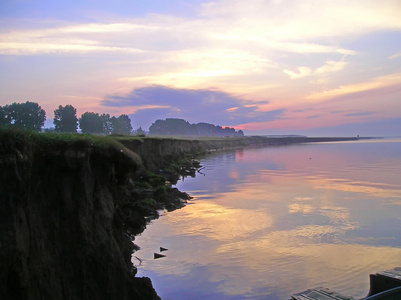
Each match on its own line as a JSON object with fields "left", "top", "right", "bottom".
{"left": 102, "top": 85, "right": 282, "bottom": 129}
{"left": 4, "top": 0, "right": 398, "bottom": 57}
{"left": 301, "top": 117, "right": 401, "bottom": 137}
{"left": 305, "top": 73, "right": 401, "bottom": 101}
{"left": 200, "top": 0, "right": 401, "bottom": 40}
{"left": 283, "top": 67, "right": 312, "bottom": 79}
{"left": 306, "top": 115, "right": 321, "bottom": 119}
{"left": 346, "top": 112, "right": 374, "bottom": 117}
{"left": 116, "top": 48, "right": 272, "bottom": 88}
{"left": 0, "top": 42, "right": 146, "bottom": 55}
{"left": 0, "top": 20, "right": 155, "bottom": 55}
{"left": 389, "top": 52, "right": 401, "bottom": 59}
{"left": 210, "top": 34, "right": 357, "bottom": 55}
{"left": 283, "top": 60, "right": 348, "bottom": 79}
{"left": 330, "top": 111, "right": 345, "bottom": 115}
{"left": 1, "top": 0, "right": 397, "bottom": 94}
{"left": 238, "top": 115, "right": 401, "bottom": 137}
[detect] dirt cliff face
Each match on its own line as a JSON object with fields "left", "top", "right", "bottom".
{"left": 0, "top": 131, "right": 255, "bottom": 300}
{"left": 0, "top": 131, "right": 358, "bottom": 300}
{"left": 119, "top": 138, "right": 204, "bottom": 171}
{"left": 0, "top": 132, "right": 160, "bottom": 300}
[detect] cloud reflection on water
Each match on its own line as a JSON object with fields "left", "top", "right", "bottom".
{"left": 309, "top": 176, "right": 401, "bottom": 199}
{"left": 136, "top": 141, "right": 401, "bottom": 299}
{"left": 168, "top": 200, "right": 273, "bottom": 241}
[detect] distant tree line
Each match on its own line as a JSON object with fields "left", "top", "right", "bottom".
{"left": 1, "top": 101, "right": 134, "bottom": 135}
{"left": 149, "top": 118, "right": 244, "bottom": 137}
{"left": 77, "top": 112, "right": 132, "bottom": 135}
{"left": 1, "top": 102, "right": 245, "bottom": 137}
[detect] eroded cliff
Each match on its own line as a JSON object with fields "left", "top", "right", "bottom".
{"left": 0, "top": 131, "right": 192, "bottom": 300}
{"left": 0, "top": 130, "right": 358, "bottom": 300}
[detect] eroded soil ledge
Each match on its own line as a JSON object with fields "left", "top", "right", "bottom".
{"left": 0, "top": 130, "right": 358, "bottom": 300}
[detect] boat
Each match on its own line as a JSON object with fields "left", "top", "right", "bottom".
{"left": 291, "top": 267, "right": 401, "bottom": 300}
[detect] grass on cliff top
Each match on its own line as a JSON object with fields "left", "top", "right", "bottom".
{"left": 0, "top": 128, "right": 142, "bottom": 165}
{"left": 0, "top": 127, "right": 118, "bottom": 147}
{"left": 0, "top": 127, "right": 249, "bottom": 152}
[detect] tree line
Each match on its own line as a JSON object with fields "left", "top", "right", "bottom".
{"left": 149, "top": 118, "right": 244, "bottom": 137}
{"left": 0, "top": 101, "right": 134, "bottom": 135}
{"left": 1, "top": 102, "right": 245, "bottom": 137}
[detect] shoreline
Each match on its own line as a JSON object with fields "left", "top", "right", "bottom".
{"left": 0, "top": 129, "right": 362, "bottom": 299}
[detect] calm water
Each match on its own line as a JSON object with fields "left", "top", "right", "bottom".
{"left": 134, "top": 139, "right": 401, "bottom": 299}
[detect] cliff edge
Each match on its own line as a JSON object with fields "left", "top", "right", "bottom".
{"left": 0, "top": 130, "right": 166, "bottom": 300}
{"left": 0, "top": 130, "right": 358, "bottom": 300}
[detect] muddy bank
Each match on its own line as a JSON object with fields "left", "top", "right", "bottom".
{"left": 0, "top": 131, "right": 211, "bottom": 300}
{"left": 116, "top": 136, "right": 360, "bottom": 170}
{"left": 0, "top": 131, "right": 256, "bottom": 299}
{"left": 0, "top": 131, "right": 161, "bottom": 299}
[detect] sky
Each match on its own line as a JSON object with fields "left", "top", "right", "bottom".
{"left": 0, "top": 0, "right": 400, "bottom": 136}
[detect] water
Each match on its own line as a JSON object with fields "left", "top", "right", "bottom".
{"left": 134, "top": 139, "right": 401, "bottom": 299}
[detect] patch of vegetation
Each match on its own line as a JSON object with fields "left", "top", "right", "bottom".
{"left": 141, "top": 171, "right": 167, "bottom": 187}
{"left": 132, "top": 180, "right": 153, "bottom": 190}
{"left": 132, "top": 198, "right": 159, "bottom": 214}
{"left": 0, "top": 128, "right": 142, "bottom": 168}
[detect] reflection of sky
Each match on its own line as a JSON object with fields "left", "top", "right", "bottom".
{"left": 166, "top": 201, "right": 273, "bottom": 241}
{"left": 136, "top": 140, "right": 401, "bottom": 299}
{"left": 177, "top": 148, "right": 286, "bottom": 194}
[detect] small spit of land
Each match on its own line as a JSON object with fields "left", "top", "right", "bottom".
{"left": 0, "top": 129, "right": 360, "bottom": 300}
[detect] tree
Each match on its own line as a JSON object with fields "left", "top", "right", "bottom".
{"left": 0, "top": 101, "right": 46, "bottom": 132}
{"left": 0, "top": 106, "right": 6, "bottom": 127}
{"left": 101, "top": 113, "right": 112, "bottom": 135}
{"left": 149, "top": 118, "right": 194, "bottom": 136}
{"left": 53, "top": 105, "right": 78, "bottom": 133}
{"left": 223, "top": 126, "right": 236, "bottom": 136}
{"left": 195, "top": 122, "right": 218, "bottom": 136}
{"left": 79, "top": 112, "right": 103, "bottom": 134}
{"left": 148, "top": 118, "right": 244, "bottom": 137}
{"left": 111, "top": 114, "right": 132, "bottom": 135}
{"left": 135, "top": 127, "right": 146, "bottom": 136}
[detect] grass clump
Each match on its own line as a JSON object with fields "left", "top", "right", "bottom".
{"left": 0, "top": 128, "right": 142, "bottom": 167}
{"left": 133, "top": 197, "right": 159, "bottom": 214}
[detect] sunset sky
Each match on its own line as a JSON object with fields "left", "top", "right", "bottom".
{"left": 1, "top": 0, "right": 400, "bottom": 136}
